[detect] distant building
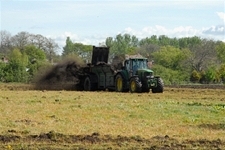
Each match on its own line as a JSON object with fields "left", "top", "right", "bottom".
{"left": 1, "top": 56, "right": 8, "bottom": 63}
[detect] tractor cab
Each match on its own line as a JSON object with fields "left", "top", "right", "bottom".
{"left": 124, "top": 58, "right": 153, "bottom": 77}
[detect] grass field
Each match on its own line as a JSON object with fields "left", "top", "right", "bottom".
{"left": 0, "top": 83, "right": 224, "bottom": 149}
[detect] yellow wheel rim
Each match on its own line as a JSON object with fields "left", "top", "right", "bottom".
{"left": 117, "top": 77, "right": 123, "bottom": 91}
{"left": 130, "top": 80, "right": 136, "bottom": 92}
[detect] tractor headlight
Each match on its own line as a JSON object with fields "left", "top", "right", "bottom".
{"left": 146, "top": 75, "right": 154, "bottom": 79}
{"left": 144, "top": 72, "right": 153, "bottom": 77}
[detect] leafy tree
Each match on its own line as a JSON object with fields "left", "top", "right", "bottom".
{"left": 218, "top": 64, "right": 225, "bottom": 83}
{"left": 190, "top": 70, "right": 201, "bottom": 83}
{"left": 204, "top": 67, "right": 217, "bottom": 83}
{"left": 62, "top": 37, "right": 74, "bottom": 56}
{"left": 105, "top": 33, "right": 138, "bottom": 56}
{"left": 23, "top": 45, "right": 46, "bottom": 77}
{"left": 216, "top": 42, "right": 225, "bottom": 63}
{"left": 150, "top": 46, "right": 192, "bottom": 84}
{"left": 4, "top": 49, "right": 29, "bottom": 82}
{"left": 62, "top": 37, "right": 92, "bottom": 63}
{"left": 179, "top": 36, "right": 201, "bottom": 49}
{"left": 0, "top": 62, "right": 6, "bottom": 82}
{"left": 139, "top": 35, "right": 159, "bottom": 46}
{"left": 24, "top": 45, "right": 46, "bottom": 61}
{"left": 158, "top": 35, "right": 170, "bottom": 46}
{"left": 105, "top": 37, "right": 113, "bottom": 48}
{"left": 152, "top": 46, "right": 191, "bottom": 70}
{"left": 73, "top": 43, "right": 92, "bottom": 61}
{"left": 152, "top": 64, "right": 188, "bottom": 85}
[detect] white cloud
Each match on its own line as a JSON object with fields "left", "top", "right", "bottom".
{"left": 121, "top": 26, "right": 201, "bottom": 39}
{"left": 203, "top": 25, "right": 225, "bottom": 35}
{"left": 217, "top": 12, "right": 225, "bottom": 22}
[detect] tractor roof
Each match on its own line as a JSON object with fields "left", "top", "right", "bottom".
{"left": 125, "top": 54, "right": 147, "bottom": 60}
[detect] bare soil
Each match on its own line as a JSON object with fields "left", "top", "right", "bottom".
{"left": 0, "top": 131, "right": 224, "bottom": 149}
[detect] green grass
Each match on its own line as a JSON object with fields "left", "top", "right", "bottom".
{"left": 0, "top": 87, "right": 224, "bottom": 149}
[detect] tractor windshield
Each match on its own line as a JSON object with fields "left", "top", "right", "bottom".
{"left": 132, "top": 59, "right": 148, "bottom": 75}
{"left": 132, "top": 59, "right": 148, "bottom": 70}
{"left": 138, "top": 59, "right": 148, "bottom": 69}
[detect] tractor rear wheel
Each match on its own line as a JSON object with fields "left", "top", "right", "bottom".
{"left": 152, "top": 77, "right": 164, "bottom": 93}
{"left": 115, "top": 74, "right": 127, "bottom": 92}
{"left": 129, "top": 77, "right": 142, "bottom": 93}
{"left": 83, "top": 76, "right": 97, "bottom": 91}
{"left": 84, "top": 76, "right": 91, "bottom": 91}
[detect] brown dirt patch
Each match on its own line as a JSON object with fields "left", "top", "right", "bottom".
{"left": 0, "top": 131, "right": 224, "bottom": 149}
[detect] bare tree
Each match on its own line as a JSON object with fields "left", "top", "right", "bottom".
{"left": 136, "top": 43, "right": 160, "bottom": 61}
{"left": 0, "top": 30, "right": 12, "bottom": 54}
{"left": 28, "top": 34, "right": 48, "bottom": 50}
{"left": 11, "top": 31, "right": 30, "bottom": 50}
{"left": 189, "top": 39, "right": 217, "bottom": 71}
{"left": 44, "top": 38, "right": 59, "bottom": 63}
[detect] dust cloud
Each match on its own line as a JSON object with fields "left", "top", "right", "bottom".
{"left": 33, "top": 59, "right": 84, "bottom": 90}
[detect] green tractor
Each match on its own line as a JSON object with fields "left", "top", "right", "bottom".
{"left": 77, "top": 46, "right": 163, "bottom": 93}
{"left": 115, "top": 57, "right": 164, "bottom": 93}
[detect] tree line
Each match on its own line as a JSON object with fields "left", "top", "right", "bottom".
{"left": 1, "top": 30, "right": 225, "bottom": 85}
{"left": 0, "top": 31, "right": 59, "bottom": 82}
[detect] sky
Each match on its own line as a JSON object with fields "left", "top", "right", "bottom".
{"left": 1, "top": 0, "right": 225, "bottom": 54}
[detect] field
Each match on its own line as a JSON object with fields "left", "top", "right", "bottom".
{"left": 0, "top": 83, "right": 224, "bottom": 149}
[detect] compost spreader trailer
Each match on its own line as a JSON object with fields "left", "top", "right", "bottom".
{"left": 77, "top": 46, "right": 164, "bottom": 93}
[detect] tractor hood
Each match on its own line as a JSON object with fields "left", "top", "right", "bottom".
{"left": 136, "top": 68, "right": 154, "bottom": 77}
{"left": 138, "top": 68, "right": 154, "bottom": 73}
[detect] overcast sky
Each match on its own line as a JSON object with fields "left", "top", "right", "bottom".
{"left": 1, "top": 0, "right": 225, "bottom": 54}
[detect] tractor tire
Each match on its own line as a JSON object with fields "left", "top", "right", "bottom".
{"left": 115, "top": 74, "right": 128, "bottom": 92}
{"left": 152, "top": 77, "right": 164, "bottom": 93}
{"left": 83, "top": 76, "right": 96, "bottom": 91}
{"left": 129, "top": 77, "right": 142, "bottom": 93}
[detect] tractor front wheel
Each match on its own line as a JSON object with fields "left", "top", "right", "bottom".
{"left": 83, "top": 76, "right": 97, "bottom": 91}
{"left": 129, "top": 77, "right": 142, "bottom": 93}
{"left": 152, "top": 77, "right": 164, "bottom": 93}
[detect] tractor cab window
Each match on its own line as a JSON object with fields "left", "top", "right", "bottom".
{"left": 132, "top": 59, "right": 148, "bottom": 70}
{"left": 139, "top": 59, "right": 148, "bottom": 69}
{"left": 132, "top": 60, "right": 139, "bottom": 75}
{"left": 125, "top": 60, "right": 130, "bottom": 71}
{"left": 130, "top": 59, "right": 149, "bottom": 75}
{"left": 138, "top": 60, "right": 144, "bottom": 69}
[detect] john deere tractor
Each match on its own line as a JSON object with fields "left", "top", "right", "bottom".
{"left": 78, "top": 46, "right": 163, "bottom": 93}
{"left": 114, "top": 57, "right": 164, "bottom": 93}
